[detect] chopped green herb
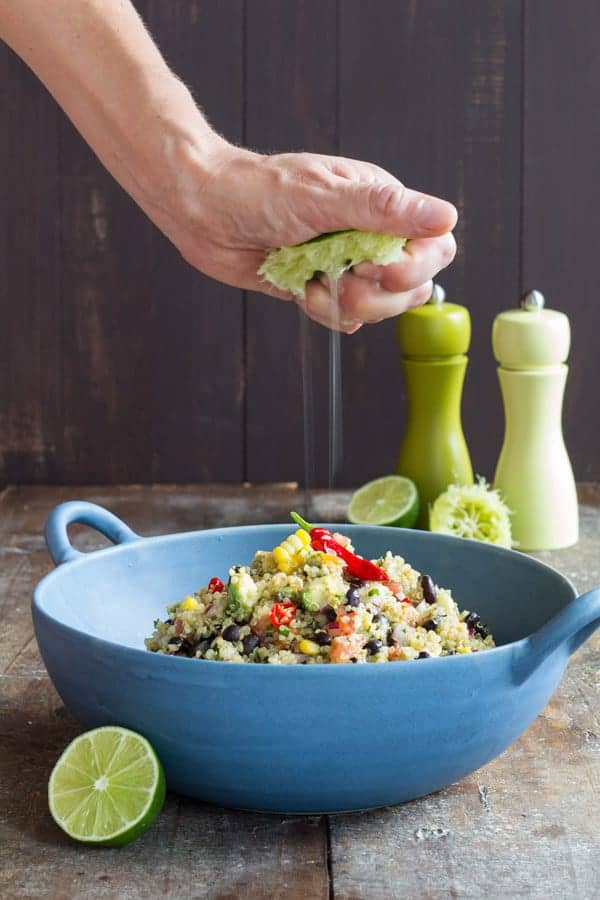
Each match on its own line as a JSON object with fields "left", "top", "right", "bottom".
{"left": 368, "top": 588, "right": 379, "bottom": 597}
{"left": 279, "top": 626, "right": 290, "bottom": 637}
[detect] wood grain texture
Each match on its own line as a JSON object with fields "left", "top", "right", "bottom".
{"left": 57, "top": 0, "right": 245, "bottom": 484}
{"left": 0, "top": 484, "right": 599, "bottom": 899}
{"left": 245, "top": 0, "right": 336, "bottom": 485}
{"left": 522, "top": 0, "right": 600, "bottom": 481}
{"left": 337, "top": 0, "right": 523, "bottom": 484}
{"left": 329, "top": 492, "right": 600, "bottom": 899}
{"left": 0, "top": 47, "right": 62, "bottom": 482}
{"left": 1, "top": 1, "right": 599, "bottom": 485}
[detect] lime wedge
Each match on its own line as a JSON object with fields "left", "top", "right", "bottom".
{"left": 258, "top": 230, "right": 407, "bottom": 298}
{"left": 429, "top": 478, "right": 512, "bottom": 547}
{"left": 48, "top": 726, "right": 166, "bottom": 846}
{"left": 347, "top": 475, "right": 420, "bottom": 527}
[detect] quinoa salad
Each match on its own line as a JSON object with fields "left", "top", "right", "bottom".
{"left": 145, "top": 515, "right": 495, "bottom": 664}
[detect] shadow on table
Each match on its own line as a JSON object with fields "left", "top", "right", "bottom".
{"left": 1, "top": 686, "right": 80, "bottom": 849}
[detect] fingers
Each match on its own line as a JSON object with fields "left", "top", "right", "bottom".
{"left": 327, "top": 180, "right": 457, "bottom": 239}
{"left": 303, "top": 276, "right": 433, "bottom": 332}
{"left": 312, "top": 157, "right": 457, "bottom": 239}
{"left": 352, "top": 232, "right": 456, "bottom": 292}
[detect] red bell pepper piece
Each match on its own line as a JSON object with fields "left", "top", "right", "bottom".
{"left": 208, "top": 577, "right": 225, "bottom": 593}
{"left": 269, "top": 601, "right": 296, "bottom": 628}
{"left": 290, "top": 513, "right": 389, "bottom": 583}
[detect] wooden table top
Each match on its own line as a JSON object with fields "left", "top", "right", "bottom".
{"left": 1, "top": 484, "right": 599, "bottom": 900}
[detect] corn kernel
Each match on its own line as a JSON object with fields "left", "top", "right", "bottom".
{"left": 295, "top": 529, "right": 311, "bottom": 547}
{"left": 298, "top": 639, "right": 320, "bottom": 656}
{"left": 180, "top": 596, "right": 199, "bottom": 611}
{"left": 273, "top": 546, "right": 293, "bottom": 573}
{"left": 321, "top": 553, "right": 342, "bottom": 566}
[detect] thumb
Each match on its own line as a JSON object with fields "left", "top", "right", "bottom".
{"left": 322, "top": 179, "right": 458, "bottom": 239}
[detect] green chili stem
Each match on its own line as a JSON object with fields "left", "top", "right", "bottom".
{"left": 290, "top": 511, "right": 313, "bottom": 532}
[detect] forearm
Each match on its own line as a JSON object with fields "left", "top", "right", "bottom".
{"left": 0, "top": 0, "right": 457, "bottom": 328}
{"left": 0, "top": 0, "right": 228, "bottom": 225}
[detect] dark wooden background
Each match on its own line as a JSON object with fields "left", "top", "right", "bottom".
{"left": 1, "top": 0, "right": 598, "bottom": 487}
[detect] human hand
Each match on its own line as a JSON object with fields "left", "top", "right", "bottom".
{"left": 160, "top": 144, "right": 457, "bottom": 332}
{"left": 0, "top": 0, "right": 456, "bottom": 333}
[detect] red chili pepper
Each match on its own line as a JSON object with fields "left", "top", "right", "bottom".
{"left": 208, "top": 577, "right": 225, "bottom": 593}
{"left": 291, "top": 512, "right": 389, "bottom": 583}
{"left": 269, "top": 601, "right": 296, "bottom": 628}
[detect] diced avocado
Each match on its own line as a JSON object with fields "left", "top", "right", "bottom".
{"left": 250, "top": 550, "right": 277, "bottom": 577}
{"left": 226, "top": 571, "right": 258, "bottom": 623}
{"left": 301, "top": 577, "right": 332, "bottom": 612}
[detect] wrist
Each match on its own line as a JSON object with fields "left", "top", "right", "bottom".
{"left": 126, "top": 77, "right": 226, "bottom": 209}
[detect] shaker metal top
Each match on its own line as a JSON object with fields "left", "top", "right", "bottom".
{"left": 521, "top": 289, "right": 545, "bottom": 311}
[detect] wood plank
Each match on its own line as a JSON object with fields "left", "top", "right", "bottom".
{"left": 0, "top": 677, "right": 329, "bottom": 900}
{"left": 0, "top": 484, "right": 331, "bottom": 899}
{"left": 245, "top": 0, "right": 337, "bottom": 485}
{"left": 1, "top": 484, "right": 599, "bottom": 897}
{"left": 523, "top": 0, "right": 600, "bottom": 481}
{"left": 0, "top": 45, "right": 62, "bottom": 483}
{"left": 56, "top": 0, "right": 244, "bottom": 484}
{"left": 329, "top": 496, "right": 600, "bottom": 899}
{"left": 338, "top": 0, "right": 523, "bottom": 484}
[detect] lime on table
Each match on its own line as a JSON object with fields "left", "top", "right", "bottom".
{"left": 48, "top": 726, "right": 166, "bottom": 846}
{"left": 347, "top": 475, "right": 420, "bottom": 528}
{"left": 429, "top": 479, "right": 512, "bottom": 547}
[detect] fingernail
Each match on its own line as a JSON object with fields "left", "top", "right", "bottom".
{"left": 414, "top": 197, "right": 444, "bottom": 230}
{"left": 344, "top": 322, "right": 363, "bottom": 335}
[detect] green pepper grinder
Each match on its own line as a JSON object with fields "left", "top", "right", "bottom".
{"left": 396, "top": 284, "right": 474, "bottom": 528}
{"left": 492, "top": 289, "right": 578, "bottom": 550}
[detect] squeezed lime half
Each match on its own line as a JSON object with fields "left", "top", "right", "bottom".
{"left": 429, "top": 479, "right": 512, "bottom": 547}
{"left": 347, "top": 475, "right": 420, "bottom": 528}
{"left": 258, "top": 230, "right": 407, "bottom": 298}
{"left": 48, "top": 726, "right": 166, "bottom": 846}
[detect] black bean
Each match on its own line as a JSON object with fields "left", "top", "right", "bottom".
{"left": 365, "top": 639, "right": 383, "bottom": 655}
{"left": 348, "top": 577, "right": 366, "bottom": 588}
{"left": 465, "top": 611, "right": 480, "bottom": 629}
{"left": 422, "top": 617, "right": 441, "bottom": 632}
{"left": 242, "top": 633, "right": 260, "bottom": 654}
{"left": 194, "top": 638, "right": 213, "bottom": 655}
{"left": 474, "top": 622, "right": 490, "bottom": 639}
{"left": 222, "top": 624, "right": 241, "bottom": 642}
{"left": 418, "top": 651, "right": 431, "bottom": 659}
{"left": 313, "top": 631, "right": 332, "bottom": 646}
{"left": 321, "top": 604, "right": 337, "bottom": 622}
{"left": 373, "top": 613, "right": 389, "bottom": 629}
{"left": 166, "top": 636, "right": 184, "bottom": 652}
{"left": 419, "top": 574, "right": 437, "bottom": 605}
{"left": 345, "top": 586, "right": 360, "bottom": 607}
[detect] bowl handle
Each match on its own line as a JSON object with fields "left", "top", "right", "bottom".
{"left": 45, "top": 501, "right": 141, "bottom": 565}
{"left": 514, "top": 587, "right": 600, "bottom": 683}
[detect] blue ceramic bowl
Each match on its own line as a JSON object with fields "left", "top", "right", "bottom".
{"left": 33, "top": 501, "right": 600, "bottom": 814}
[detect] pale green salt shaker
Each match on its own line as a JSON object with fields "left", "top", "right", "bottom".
{"left": 492, "top": 290, "right": 578, "bottom": 550}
